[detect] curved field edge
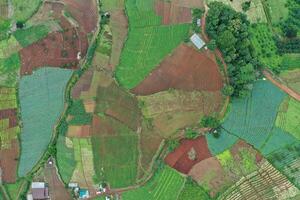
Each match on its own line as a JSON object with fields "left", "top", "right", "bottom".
{"left": 115, "top": 0, "right": 190, "bottom": 89}
{"left": 18, "top": 67, "right": 73, "bottom": 176}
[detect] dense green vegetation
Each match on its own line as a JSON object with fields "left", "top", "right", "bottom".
{"left": 281, "top": 54, "right": 300, "bottom": 70}
{"left": 116, "top": 0, "right": 190, "bottom": 89}
{"left": 67, "top": 100, "right": 92, "bottom": 125}
{"left": 13, "top": 25, "right": 50, "bottom": 47}
{"left": 206, "top": 2, "right": 257, "bottom": 97}
{"left": 18, "top": 67, "right": 72, "bottom": 176}
{"left": 122, "top": 167, "right": 185, "bottom": 200}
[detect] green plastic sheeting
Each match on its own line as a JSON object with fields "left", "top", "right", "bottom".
{"left": 18, "top": 67, "right": 72, "bottom": 176}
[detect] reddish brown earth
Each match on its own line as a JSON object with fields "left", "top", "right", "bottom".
{"left": 92, "top": 115, "right": 115, "bottom": 136}
{"left": 0, "top": 139, "right": 19, "bottom": 183}
{"left": 63, "top": 0, "right": 98, "bottom": 33}
{"left": 20, "top": 17, "right": 88, "bottom": 75}
{"left": 132, "top": 44, "right": 223, "bottom": 95}
{"left": 72, "top": 68, "right": 94, "bottom": 99}
{"left": 165, "top": 136, "right": 212, "bottom": 174}
{"left": 0, "top": 108, "right": 18, "bottom": 128}
{"left": 67, "top": 125, "right": 91, "bottom": 138}
{"left": 155, "top": 0, "right": 192, "bottom": 25}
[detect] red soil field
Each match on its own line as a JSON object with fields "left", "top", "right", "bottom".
{"left": 67, "top": 125, "right": 91, "bottom": 138}
{"left": 63, "top": 0, "right": 98, "bottom": 33}
{"left": 72, "top": 69, "right": 94, "bottom": 99}
{"left": 155, "top": 0, "right": 192, "bottom": 25}
{"left": 132, "top": 44, "right": 223, "bottom": 95}
{"left": 0, "top": 108, "right": 18, "bottom": 128}
{"left": 0, "top": 139, "right": 19, "bottom": 183}
{"left": 92, "top": 115, "right": 115, "bottom": 136}
{"left": 20, "top": 17, "right": 88, "bottom": 75}
{"left": 165, "top": 136, "right": 212, "bottom": 174}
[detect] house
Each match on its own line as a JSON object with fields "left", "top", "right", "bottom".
{"left": 31, "top": 182, "right": 49, "bottom": 200}
{"left": 197, "top": 19, "right": 201, "bottom": 26}
{"left": 68, "top": 182, "right": 79, "bottom": 188}
{"left": 190, "top": 34, "right": 205, "bottom": 49}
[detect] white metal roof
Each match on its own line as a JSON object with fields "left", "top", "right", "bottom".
{"left": 190, "top": 33, "right": 205, "bottom": 49}
{"left": 31, "top": 182, "right": 45, "bottom": 189}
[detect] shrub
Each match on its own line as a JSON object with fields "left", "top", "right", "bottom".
{"left": 200, "top": 116, "right": 220, "bottom": 128}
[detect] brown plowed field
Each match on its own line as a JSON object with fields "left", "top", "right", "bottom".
{"left": 0, "top": 108, "right": 18, "bottom": 128}
{"left": 165, "top": 136, "right": 212, "bottom": 174}
{"left": 72, "top": 69, "right": 94, "bottom": 99}
{"left": 173, "top": 0, "right": 204, "bottom": 8}
{"left": 0, "top": 139, "right": 19, "bottom": 183}
{"left": 155, "top": 0, "right": 192, "bottom": 25}
{"left": 20, "top": 17, "right": 88, "bottom": 75}
{"left": 63, "top": 0, "right": 98, "bottom": 33}
{"left": 132, "top": 44, "right": 223, "bottom": 95}
{"left": 67, "top": 125, "right": 91, "bottom": 138}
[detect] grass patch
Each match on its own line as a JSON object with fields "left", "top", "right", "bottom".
{"left": 0, "top": 36, "right": 21, "bottom": 59}
{"left": 122, "top": 167, "right": 185, "bottom": 200}
{"left": 101, "top": 0, "right": 124, "bottom": 10}
{"left": 266, "top": 0, "right": 289, "bottom": 23}
{"left": 178, "top": 179, "right": 211, "bottom": 200}
{"left": 12, "top": 0, "right": 41, "bottom": 21}
{"left": 276, "top": 97, "right": 300, "bottom": 140}
{"left": 0, "top": 87, "right": 17, "bottom": 110}
{"left": 13, "top": 24, "right": 50, "bottom": 47}
{"left": 115, "top": 0, "right": 190, "bottom": 89}
{"left": 92, "top": 116, "right": 139, "bottom": 188}
{"left": 56, "top": 135, "right": 76, "bottom": 184}
{"left": 68, "top": 100, "right": 92, "bottom": 125}
{"left": 18, "top": 67, "right": 72, "bottom": 176}
{"left": 0, "top": 53, "right": 21, "bottom": 87}
{"left": 0, "top": 119, "right": 19, "bottom": 149}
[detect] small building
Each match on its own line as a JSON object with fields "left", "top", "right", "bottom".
{"left": 26, "top": 194, "right": 33, "bottom": 200}
{"left": 31, "top": 182, "right": 49, "bottom": 200}
{"left": 68, "top": 182, "right": 79, "bottom": 188}
{"left": 79, "top": 189, "right": 89, "bottom": 199}
{"left": 190, "top": 34, "right": 205, "bottom": 49}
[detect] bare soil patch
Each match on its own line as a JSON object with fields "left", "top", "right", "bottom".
{"left": 0, "top": 139, "right": 19, "bottom": 183}
{"left": 173, "top": 0, "right": 204, "bottom": 8}
{"left": 155, "top": 0, "right": 192, "bottom": 25}
{"left": 72, "top": 68, "right": 94, "bottom": 99}
{"left": 67, "top": 125, "right": 91, "bottom": 138}
{"left": 0, "top": 108, "right": 18, "bottom": 128}
{"left": 44, "top": 162, "right": 72, "bottom": 200}
{"left": 188, "top": 157, "right": 227, "bottom": 197}
{"left": 165, "top": 136, "right": 212, "bottom": 174}
{"left": 20, "top": 17, "right": 88, "bottom": 76}
{"left": 63, "top": 0, "right": 98, "bottom": 33}
{"left": 132, "top": 44, "right": 223, "bottom": 95}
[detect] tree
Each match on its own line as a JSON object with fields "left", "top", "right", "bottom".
{"left": 222, "top": 85, "right": 234, "bottom": 96}
{"left": 167, "top": 139, "right": 180, "bottom": 152}
{"left": 200, "top": 116, "right": 220, "bottom": 128}
{"left": 185, "top": 128, "right": 199, "bottom": 139}
{"left": 207, "top": 39, "right": 217, "bottom": 51}
{"left": 217, "top": 30, "right": 237, "bottom": 51}
{"left": 241, "top": 1, "right": 251, "bottom": 12}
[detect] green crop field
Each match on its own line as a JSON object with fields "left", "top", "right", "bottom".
{"left": 206, "top": 130, "right": 238, "bottom": 155}
{"left": 18, "top": 67, "right": 72, "bottom": 176}
{"left": 57, "top": 135, "right": 76, "bottom": 184}
{"left": 0, "top": 119, "right": 19, "bottom": 149}
{"left": 266, "top": 0, "right": 289, "bottom": 24}
{"left": 281, "top": 54, "right": 300, "bottom": 70}
{"left": 219, "top": 80, "right": 286, "bottom": 150}
{"left": 0, "top": 53, "right": 20, "bottom": 87}
{"left": 276, "top": 97, "right": 300, "bottom": 140}
{"left": 12, "top": 0, "right": 42, "bottom": 21}
{"left": 68, "top": 100, "right": 92, "bottom": 125}
{"left": 92, "top": 116, "right": 139, "bottom": 188}
{"left": 115, "top": 0, "right": 190, "bottom": 89}
{"left": 13, "top": 25, "right": 50, "bottom": 47}
{"left": 250, "top": 24, "right": 282, "bottom": 70}
{"left": 101, "top": 0, "right": 124, "bottom": 11}
{"left": 178, "top": 180, "right": 211, "bottom": 200}
{"left": 122, "top": 167, "right": 185, "bottom": 200}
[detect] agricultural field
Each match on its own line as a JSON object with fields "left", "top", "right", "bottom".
{"left": 11, "top": 0, "right": 41, "bottom": 21}
{"left": 115, "top": 0, "right": 190, "bottom": 89}
{"left": 18, "top": 67, "right": 72, "bottom": 176}
{"left": 138, "top": 89, "right": 223, "bottom": 137}
{"left": 281, "top": 54, "right": 300, "bottom": 70}
{"left": 279, "top": 69, "right": 300, "bottom": 94}
{"left": 0, "top": 36, "right": 21, "bottom": 59}
{"left": 177, "top": 180, "right": 211, "bottom": 200}
{"left": 207, "top": 0, "right": 267, "bottom": 23}
{"left": 250, "top": 24, "right": 282, "bottom": 70}
{"left": 121, "top": 167, "right": 185, "bottom": 200}
{"left": 0, "top": 0, "right": 8, "bottom": 19}
{"left": 0, "top": 53, "right": 20, "bottom": 87}
{"left": 265, "top": 0, "right": 289, "bottom": 24}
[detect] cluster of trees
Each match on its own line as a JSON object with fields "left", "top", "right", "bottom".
{"left": 206, "top": 2, "right": 257, "bottom": 97}
{"left": 280, "top": 0, "right": 300, "bottom": 38}
{"left": 192, "top": 8, "right": 204, "bottom": 33}
{"left": 276, "top": 37, "right": 300, "bottom": 54}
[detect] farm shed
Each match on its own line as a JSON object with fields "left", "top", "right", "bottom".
{"left": 190, "top": 33, "right": 205, "bottom": 49}
{"left": 31, "top": 182, "right": 49, "bottom": 200}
